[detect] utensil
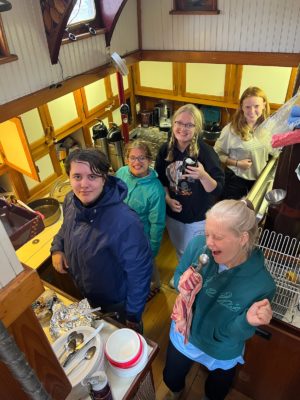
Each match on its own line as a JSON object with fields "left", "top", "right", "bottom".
{"left": 265, "top": 189, "right": 287, "bottom": 206}
{"left": 63, "top": 321, "right": 104, "bottom": 368}
{"left": 66, "top": 346, "right": 96, "bottom": 376}
{"left": 58, "top": 338, "right": 76, "bottom": 363}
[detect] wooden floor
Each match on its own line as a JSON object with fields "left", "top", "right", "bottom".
{"left": 142, "top": 232, "right": 252, "bottom": 400}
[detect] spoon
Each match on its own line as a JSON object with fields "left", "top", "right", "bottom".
{"left": 58, "top": 338, "right": 77, "bottom": 363}
{"left": 73, "top": 332, "right": 84, "bottom": 348}
{"left": 66, "top": 346, "right": 96, "bottom": 376}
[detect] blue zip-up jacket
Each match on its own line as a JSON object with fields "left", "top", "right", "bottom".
{"left": 116, "top": 166, "right": 166, "bottom": 257}
{"left": 174, "top": 235, "right": 276, "bottom": 360}
{"left": 51, "top": 176, "right": 153, "bottom": 322}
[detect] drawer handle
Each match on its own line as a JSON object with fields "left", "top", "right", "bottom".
{"left": 255, "top": 327, "right": 272, "bottom": 340}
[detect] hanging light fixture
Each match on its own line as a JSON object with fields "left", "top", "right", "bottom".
{"left": 0, "top": 0, "right": 12, "bottom": 12}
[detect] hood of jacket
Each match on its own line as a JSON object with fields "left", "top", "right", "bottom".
{"left": 72, "top": 175, "right": 128, "bottom": 222}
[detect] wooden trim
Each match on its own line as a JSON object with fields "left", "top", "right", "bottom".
{"left": 286, "top": 67, "right": 299, "bottom": 101}
{"left": 141, "top": 50, "right": 300, "bottom": 67}
{"left": 0, "top": 50, "right": 142, "bottom": 123}
{"left": 170, "top": 10, "right": 219, "bottom": 15}
{"left": 0, "top": 54, "right": 18, "bottom": 65}
{"left": 0, "top": 266, "right": 44, "bottom": 328}
{"left": 7, "top": 169, "right": 29, "bottom": 201}
{"left": 137, "top": 0, "right": 142, "bottom": 50}
{"left": 28, "top": 172, "right": 58, "bottom": 199}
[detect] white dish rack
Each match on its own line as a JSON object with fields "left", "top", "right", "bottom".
{"left": 256, "top": 228, "right": 300, "bottom": 326}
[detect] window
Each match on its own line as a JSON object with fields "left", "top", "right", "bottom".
{"left": 64, "top": 0, "right": 103, "bottom": 41}
{"left": 67, "top": 0, "right": 96, "bottom": 27}
{"left": 171, "top": 0, "right": 220, "bottom": 14}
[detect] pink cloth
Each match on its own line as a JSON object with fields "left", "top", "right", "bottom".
{"left": 272, "top": 129, "right": 300, "bottom": 148}
{"left": 171, "top": 266, "right": 203, "bottom": 344}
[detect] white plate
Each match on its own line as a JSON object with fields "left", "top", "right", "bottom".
{"left": 52, "top": 326, "right": 104, "bottom": 388}
{"left": 108, "top": 335, "right": 148, "bottom": 378}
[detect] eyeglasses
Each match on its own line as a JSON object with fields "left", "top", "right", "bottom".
{"left": 174, "top": 121, "right": 196, "bottom": 130}
{"left": 128, "top": 156, "right": 148, "bottom": 163}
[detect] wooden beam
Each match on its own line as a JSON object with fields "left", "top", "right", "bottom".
{"left": 141, "top": 50, "right": 300, "bottom": 67}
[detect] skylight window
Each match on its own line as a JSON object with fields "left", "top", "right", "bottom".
{"left": 67, "top": 0, "right": 96, "bottom": 27}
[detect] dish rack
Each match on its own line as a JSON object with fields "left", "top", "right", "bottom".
{"left": 256, "top": 228, "right": 300, "bottom": 325}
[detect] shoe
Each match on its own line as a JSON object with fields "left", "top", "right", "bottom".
{"left": 169, "top": 276, "right": 175, "bottom": 289}
{"left": 163, "top": 390, "right": 183, "bottom": 400}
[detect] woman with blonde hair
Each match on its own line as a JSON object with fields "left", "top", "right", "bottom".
{"left": 163, "top": 199, "right": 275, "bottom": 400}
{"left": 214, "top": 86, "right": 276, "bottom": 199}
{"left": 155, "top": 104, "right": 224, "bottom": 286}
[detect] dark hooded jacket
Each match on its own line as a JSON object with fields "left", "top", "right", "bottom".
{"left": 51, "top": 176, "right": 153, "bottom": 322}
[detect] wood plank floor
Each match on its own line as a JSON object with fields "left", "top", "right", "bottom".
{"left": 143, "top": 232, "right": 252, "bottom": 400}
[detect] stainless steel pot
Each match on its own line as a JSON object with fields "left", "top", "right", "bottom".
{"left": 27, "top": 198, "right": 61, "bottom": 227}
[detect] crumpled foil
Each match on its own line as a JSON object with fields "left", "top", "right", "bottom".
{"left": 32, "top": 289, "right": 60, "bottom": 323}
{"left": 49, "top": 298, "right": 93, "bottom": 340}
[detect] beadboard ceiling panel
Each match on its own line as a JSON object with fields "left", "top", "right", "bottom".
{"left": 141, "top": 0, "right": 300, "bottom": 53}
{"left": 0, "top": 0, "right": 138, "bottom": 106}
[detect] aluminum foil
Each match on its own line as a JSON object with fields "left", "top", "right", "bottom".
{"left": 49, "top": 298, "right": 93, "bottom": 340}
{"left": 32, "top": 289, "right": 60, "bottom": 323}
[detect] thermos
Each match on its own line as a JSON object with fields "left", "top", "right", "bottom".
{"left": 107, "top": 123, "right": 125, "bottom": 172}
{"left": 92, "top": 120, "right": 109, "bottom": 161}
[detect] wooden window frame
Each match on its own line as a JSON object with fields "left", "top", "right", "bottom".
{"left": 170, "top": 0, "right": 220, "bottom": 15}
{"left": 0, "top": 15, "right": 17, "bottom": 65}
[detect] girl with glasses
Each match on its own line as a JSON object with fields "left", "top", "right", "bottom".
{"left": 116, "top": 140, "right": 166, "bottom": 292}
{"left": 155, "top": 104, "right": 224, "bottom": 287}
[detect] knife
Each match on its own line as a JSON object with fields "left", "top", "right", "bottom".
{"left": 62, "top": 321, "right": 104, "bottom": 368}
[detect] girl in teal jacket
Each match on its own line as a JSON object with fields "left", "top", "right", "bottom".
{"left": 116, "top": 140, "right": 166, "bottom": 287}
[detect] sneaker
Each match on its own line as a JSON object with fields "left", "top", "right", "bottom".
{"left": 169, "top": 276, "right": 175, "bottom": 289}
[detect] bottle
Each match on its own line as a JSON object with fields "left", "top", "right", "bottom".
{"left": 82, "top": 371, "right": 113, "bottom": 400}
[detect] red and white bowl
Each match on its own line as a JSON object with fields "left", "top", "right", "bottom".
{"left": 105, "top": 328, "right": 143, "bottom": 369}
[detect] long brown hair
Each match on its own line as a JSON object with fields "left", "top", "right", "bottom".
{"left": 231, "top": 87, "right": 270, "bottom": 141}
{"left": 166, "top": 104, "right": 203, "bottom": 161}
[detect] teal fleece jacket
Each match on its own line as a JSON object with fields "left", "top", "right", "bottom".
{"left": 116, "top": 166, "right": 166, "bottom": 257}
{"left": 174, "top": 235, "right": 276, "bottom": 360}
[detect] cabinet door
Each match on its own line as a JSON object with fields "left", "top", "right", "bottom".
{"left": 45, "top": 92, "right": 81, "bottom": 136}
{"left": 240, "top": 66, "right": 295, "bottom": 106}
{"left": 0, "top": 118, "right": 39, "bottom": 180}
{"left": 234, "top": 321, "right": 300, "bottom": 400}
{"left": 19, "top": 108, "right": 45, "bottom": 147}
{"left": 134, "top": 61, "right": 176, "bottom": 96}
{"left": 183, "top": 63, "right": 233, "bottom": 102}
{"left": 81, "top": 78, "right": 110, "bottom": 117}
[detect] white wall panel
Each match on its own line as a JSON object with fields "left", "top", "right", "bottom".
{"left": 0, "top": 0, "right": 138, "bottom": 106}
{"left": 141, "top": 0, "right": 300, "bottom": 53}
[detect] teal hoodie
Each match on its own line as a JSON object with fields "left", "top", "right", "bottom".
{"left": 174, "top": 235, "right": 276, "bottom": 360}
{"left": 116, "top": 166, "right": 166, "bottom": 257}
